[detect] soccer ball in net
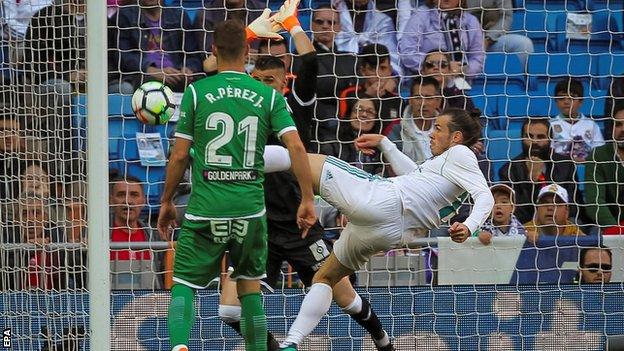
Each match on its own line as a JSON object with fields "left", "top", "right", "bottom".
{"left": 131, "top": 81, "right": 176, "bottom": 125}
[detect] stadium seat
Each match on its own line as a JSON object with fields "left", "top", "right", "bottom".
{"left": 483, "top": 53, "right": 525, "bottom": 82}
{"left": 486, "top": 128, "right": 523, "bottom": 182}
{"left": 527, "top": 52, "right": 597, "bottom": 78}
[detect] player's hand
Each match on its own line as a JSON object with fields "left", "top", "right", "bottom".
{"left": 247, "top": 8, "right": 283, "bottom": 41}
{"left": 355, "top": 134, "right": 385, "bottom": 155}
{"left": 157, "top": 201, "right": 178, "bottom": 241}
{"left": 478, "top": 231, "right": 492, "bottom": 245}
{"left": 296, "top": 199, "right": 317, "bottom": 238}
{"left": 269, "top": 0, "right": 301, "bottom": 32}
{"left": 449, "top": 222, "right": 470, "bottom": 243}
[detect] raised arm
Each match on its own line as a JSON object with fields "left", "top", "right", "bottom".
{"left": 355, "top": 134, "right": 418, "bottom": 175}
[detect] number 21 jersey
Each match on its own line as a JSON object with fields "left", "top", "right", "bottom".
{"left": 175, "top": 71, "right": 297, "bottom": 219}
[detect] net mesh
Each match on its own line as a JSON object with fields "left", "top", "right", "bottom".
{"left": 1, "top": 0, "right": 624, "bottom": 350}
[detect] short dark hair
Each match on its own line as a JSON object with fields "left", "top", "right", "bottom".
{"left": 442, "top": 108, "right": 482, "bottom": 147}
{"left": 254, "top": 56, "right": 286, "bottom": 71}
{"left": 109, "top": 175, "right": 144, "bottom": 194}
{"left": 555, "top": 77, "right": 584, "bottom": 97}
{"left": 312, "top": 3, "right": 335, "bottom": 19}
{"left": 258, "top": 39, "right": 289, "bottom": 54}
{"left": 580, "top": 246, "right": 612, "bottom": 267}
{"left": 213, "top": 19, "right": 247, "bottom": 61}
{"left": 521, "top": 118, "right": 551, "bottom": 139}
{"left": 410, "top": 76, "right": 441, "bottom": 96}
{"left": 357, "top": 44, "right": 390, "bottom": 71}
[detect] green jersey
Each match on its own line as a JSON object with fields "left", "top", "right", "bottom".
{"left": 175, "top": 71, "right": 297, "bottom": 219}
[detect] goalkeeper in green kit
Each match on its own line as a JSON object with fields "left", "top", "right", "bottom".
{"left": 156, "top": 15, "right": 317, "bottom": 351}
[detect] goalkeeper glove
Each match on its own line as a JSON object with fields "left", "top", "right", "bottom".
{"left": 270, "top": 0, "right": 303, "bottom": 34}
{"left": 246, "top": 8, "right": 283, "bottom": 42}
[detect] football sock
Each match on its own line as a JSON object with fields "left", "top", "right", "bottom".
{"left": 264, "top": 145, "right": 291, "bottom": 173}
{"left": 343, "top": 294, "right": 390, "bottom": 346}
{"left": 281, "top": 283, "right": 333, "bottom": 347}
{"left": 219, "top": 304, "right": 279, "bottom": 350}
{"left": 168, "top": 284, "right": 195, "bottom": 347}
{"left": 239, "top": 293, "right": 268, "bottom": 351}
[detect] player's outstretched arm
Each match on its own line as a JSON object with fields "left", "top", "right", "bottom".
{"left": 355, "top": 134, "right": 418, "bottom": 175}
{"left": 280, "top": 130, "right": 317, "bottom": 238}
{"left": 157, "top": 137, "right": 192, "bottom": 240}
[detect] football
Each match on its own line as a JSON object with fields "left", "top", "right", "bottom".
{"left": 131, "top": 81, "right": 176, "bottom": 125}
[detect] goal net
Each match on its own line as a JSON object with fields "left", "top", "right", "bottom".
{"left": 0, "top": 0, "right": 623, "bottom": 350}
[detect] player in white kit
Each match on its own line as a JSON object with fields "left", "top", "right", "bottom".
{"left": 264, "top": 108, "right": 495, "bottom": 350}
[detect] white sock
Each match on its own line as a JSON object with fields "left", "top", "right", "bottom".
{"left": 374, "top": 331, "right": 390, "bottom": 347}
{"left": 218, "top": 304, "right": 241, "bottom": 324}
{"left": 264, "top": 145, "right": 291, "bottom": 173}
{"left": 340, "top": 293, "right": 363, "bottom": 315}
{"left": 281, "top": 283, "right": 333, "bottom": 346}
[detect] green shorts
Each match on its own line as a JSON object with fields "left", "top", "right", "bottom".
{"left": 172, "top": 215, "right": 268, "bottom": 289}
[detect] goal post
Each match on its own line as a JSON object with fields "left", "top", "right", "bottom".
{"left": 86, "top": 0, "right": 110, "bottom": 348}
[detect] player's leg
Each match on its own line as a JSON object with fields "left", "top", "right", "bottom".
{"left": 229, "top": 216, "right": 270, "bottom": 351}
{"left": 285, "top": 235, "right": 393, "bottom": 350}
{"left": 219, "top": 258, "right": 280, "bottom": 349}
{"left": 332, "top": 278, "right": 393, "bottom": 351}
{"left": 264, "top": 145, "right": 325, "bottom": 194}
{"left": 169, "top": 220, "right": 227, "bottom": 350}
{"left": 280, "top": 252, "right": 353, "bottom": 349}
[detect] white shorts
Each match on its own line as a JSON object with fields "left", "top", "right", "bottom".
{"left": 320, "top": 156, "right": 404, "bottom": 270}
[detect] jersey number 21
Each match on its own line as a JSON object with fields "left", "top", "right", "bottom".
{"left": 205, "top": 112, "right": 258, "bottom": 168}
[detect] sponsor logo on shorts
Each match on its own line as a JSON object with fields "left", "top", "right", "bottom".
{"left": 203, "top": 169, "right": 259, "bottom": 182}
{"left": 210, "top": 219, "right": 249, "bottom": 244}
{"left": 309, "top": 240, "right": 330, "bottom": 262}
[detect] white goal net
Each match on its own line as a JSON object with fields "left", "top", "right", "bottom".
{"left": 1, "top": 0, "right": 623, "bottom": 350}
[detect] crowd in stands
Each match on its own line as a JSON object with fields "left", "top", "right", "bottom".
{"left": 1, "top": 0, "right": 622, "bottom": 290}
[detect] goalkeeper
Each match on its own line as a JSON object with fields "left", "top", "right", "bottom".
{"left": 157, "top": 16, "right": 317, "bottom": 351}
{"left": 211, "top": 1, "right": 395, "bottom": 350}
{"left": 263, "top": 108, "right": 495, "bottom": 350}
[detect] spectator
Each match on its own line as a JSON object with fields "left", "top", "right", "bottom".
{"left": 332, "top": 0, "right": 400, "bottom": 73}
{"left": 465, "top": 0, "right": 533, "bottom": 70}
{"left": 63, "top": 194, "right": 88, "bottom": 289}
{"left": 585, "top": 107, "right": 624, "bottom": 234}
{"left": 109, "top": 176, "right": 158, "bottom": 261}
{"left": 321, "top": 95, "right": 384, "bottom": 174}
{"left": 300, "top": 4, "right": 357, "bottom": 150}
{"left": 0, "top": 114, "right": 23, "bottom": 204}
{"left": 15, "top": 191, "right": 63, "bottom": 290}
{"left": 386, "top": 76, "right": 442, "bottom": 163}
{"left": 478, "top": 184, "right": 526, "bottom": 245}
{"left": 578, "top": 247, "right": 612, "bottom": 284}
{"left": 500, "top": 118, "right": 580, "bottom": 224}
{"left": 419, "top": 50, "right": 477, "bottom": 111}
{"left": 523, "top": 184, "right": 584, "bottom": 243}
{"left": 194, "top": 0, "right": 264, "bottom": 54}
{"left": 24, "top": 0, "right": 87, "bottom": 100}
{"left": 399, "top": 0, "right": 484, "bottom": 78}
{"left": 338, "top": 44, "right": 402, "bottom": 131}
{"left": 20, "top": 162, "right": 51, "bottom": 197}
{"left": 605, "top": 76, "right": 624, "bottom": 120}
{"left": 1, "top": 0, "right": 54, "bottom": 65}
{"left": 551, "top": 78, "right": 605, "bottom": 162}
{"left": 112, "top": 0, "right": 203, "bottom": 92}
